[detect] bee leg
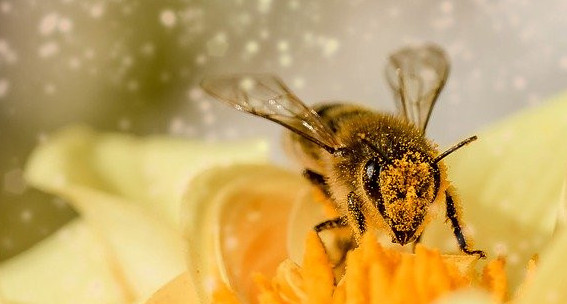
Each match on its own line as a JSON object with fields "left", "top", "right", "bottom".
{"left": 314, "top": 216, "right": 348, "bottom": 232}
{"left": 313, "top": 192, "right": 364, "bottom": 256}
{"left": 313, "top": 216, "right": 353, "bottom": 283}
{"left": 303, "top": 169, "right": 331, "bottom": 198}
{"left": 445, "top": 190, "right": 486, "bottom": 258}
{"left": 347, "top": 192, "right": 366, "bottom": 238}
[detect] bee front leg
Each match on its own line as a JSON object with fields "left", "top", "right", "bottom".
{"left": 347, "top": 192, "right": 366, "bottom": 239}
{"left": 445, "top": 189, "right": 486, "bottom": 258}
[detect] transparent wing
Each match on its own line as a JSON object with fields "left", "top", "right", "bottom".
{"left": 201, "top": 74, "right": 342, "bottom": 151}
{"left": 385, "top": 44, "right": 450, "bottom": 132}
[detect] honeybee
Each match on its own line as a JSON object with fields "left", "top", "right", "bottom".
{"left": 201, "top": 44, "right": 485, "bottom": 257}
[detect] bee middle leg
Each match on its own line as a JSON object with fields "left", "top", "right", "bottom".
{"left": 303, "top": 174, "right": 360, "bottom": 277}
{"left": 303, "top": 169, "right": 331, "bottom": 197}
{"left": 303, "top": 169, "right": 351, "bottom": 234}
{"left": 314, "top": 216, "right": 348, "bottom": 232}
{"left": 303, "top": 169, "right": 348, "bottom": 232}
{"left": 445, "top": 190, "right": 486, "bottom": 258}
{"left": 347, "top": 192, "right": 366, "bottom": 238}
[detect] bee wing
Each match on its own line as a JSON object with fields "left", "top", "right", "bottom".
{"left": 385, "top": 44, "right": 450, "bottom": 132}
{"left": 201, "top": 74, "right": 342, "bottom": 151}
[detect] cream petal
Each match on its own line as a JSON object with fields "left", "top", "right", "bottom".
{"left": 449, "top": 93, "right": 567, "bottom": 233}
{"left": 554, "top": 176, "right": 567, "bottom": 233}
{"left": 12, "top": 184, "right": 187, "bottom": 303}
{"left": 24, "top": 125, "right": 269, "bottom": 227}
{"left": 0, "top": 220, "right": 128, "bottom": 304}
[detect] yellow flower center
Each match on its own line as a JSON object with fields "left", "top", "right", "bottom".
{"left": 212, "top": 231, "right": 511, "bottom": 304}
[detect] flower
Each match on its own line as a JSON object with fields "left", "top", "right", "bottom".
{"left": 149, "top": 91, "right": 567, "bottom": 304}
{"left": 1, "top": 92, "right": 567, "bottom": 303}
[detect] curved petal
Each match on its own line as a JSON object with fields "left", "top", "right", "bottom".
{"left": 180, "top": 164, "right": 310, "bottom": 303}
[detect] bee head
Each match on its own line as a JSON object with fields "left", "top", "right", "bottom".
{"left": 363, "top": 151, "right": 437, "bottom": 245}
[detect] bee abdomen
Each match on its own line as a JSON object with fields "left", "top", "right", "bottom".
{"left": 314, "top": 103, "right": 370, "bottom": 133}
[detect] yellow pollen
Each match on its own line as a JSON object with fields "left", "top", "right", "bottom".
{"left": 379, "top": 152, "right": 435, "bottom": 232}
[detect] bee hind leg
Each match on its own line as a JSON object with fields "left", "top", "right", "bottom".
{"left": 445, "top": 190, "right": 486, "bottom": 258}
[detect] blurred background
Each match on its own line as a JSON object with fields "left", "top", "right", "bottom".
{"left": 1, "top": 0, "right": 567, "bottom": 261}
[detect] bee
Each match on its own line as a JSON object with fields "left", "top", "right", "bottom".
{"left": 201, "top": 44, "right": 485, "bottom": 257}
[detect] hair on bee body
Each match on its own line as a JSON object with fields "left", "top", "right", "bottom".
{"left": 201, "top": 44, "right": 485, "bottom": 258}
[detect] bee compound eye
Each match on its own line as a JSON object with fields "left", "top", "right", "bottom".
{"left": 365, "top": 159, "right": 378, "bottom": 180}
{"left": 363, "top": 158, "right": 381, "bottom": 192}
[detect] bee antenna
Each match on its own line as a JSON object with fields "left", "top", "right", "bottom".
{"left": 360, "top": 137, "right": 389, "bottom": 161}
{"left": 433, "top": 135, "right": 477, "bottom": 164}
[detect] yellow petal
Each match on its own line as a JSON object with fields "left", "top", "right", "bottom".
{"left": 481, "top": 257, "right": 508, "bottom": 303}
{"left": 302, "top": 232, "right": 334, "bottom": 304}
